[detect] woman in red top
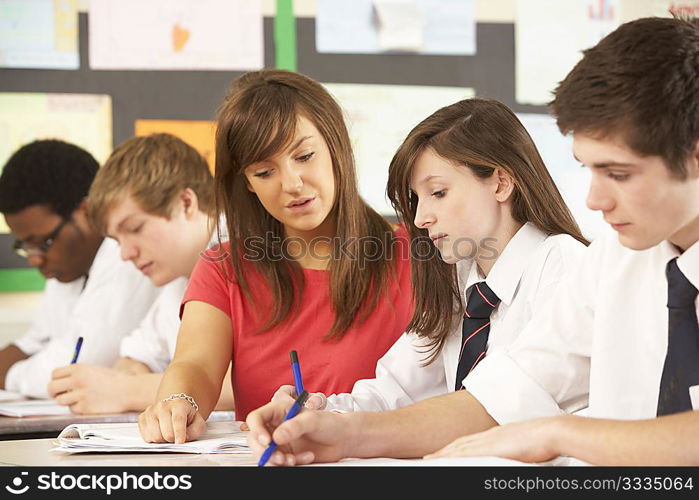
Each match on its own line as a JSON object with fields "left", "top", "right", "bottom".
{"left": 138, "top": 69, "right": 414, "bottom": 443}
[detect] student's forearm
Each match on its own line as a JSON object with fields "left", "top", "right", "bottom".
{"left": 122, "top": 373, "right": 165, "bottom": 412}
{"left": 552, "top": 412, "right": 699, "bottom": 465}
{"left": 214, "top": 383, "right": 235, "bottom": 410}
{"left": 155, "top": 360, "right": 223, "bottom": 419}
{"left": 214, "top": 364, "right": 235, "bottom": 410}
{"left": 0, "top": 344, "right": 28, "bottom": 389}
{"left": 344, "top": 391, "right": 498, "bottom": 459}
{"left": 113, "top": 357, "right": 151, "bottom": 375}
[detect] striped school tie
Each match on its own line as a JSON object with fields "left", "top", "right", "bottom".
{"left": 657, "top": 257, "right": 699, "bottom": 415}
{"left": 455, "top": 281, "right": 500, "bottom": 391}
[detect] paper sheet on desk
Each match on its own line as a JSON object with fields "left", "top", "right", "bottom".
{"left": 0, "top": 399, "right": 72, "bottom": 417}
{"left": 53, "top": 421, "right": 250, "bottom": 454}
{"left": 0, "top": 390, "right": 24, "bottom": 402}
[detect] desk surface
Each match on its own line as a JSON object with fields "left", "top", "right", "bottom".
{"left": 0, "top": 437, "right": 257, "bottom": 466}
{"left": 0, "top": 411, "right": 235, "bottom": 440}
{"left": 0, "top": 436, "right": 584, "bottom": 467}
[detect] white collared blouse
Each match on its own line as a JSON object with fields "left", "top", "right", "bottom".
{"left": 325, "top": 222, "right": 586, "bottom": 412}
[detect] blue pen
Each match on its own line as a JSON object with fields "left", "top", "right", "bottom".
{"left": 258, "top": 390, "right": 309, "bottom": 467}
{"left": 290, "top": 350, "right": 304, "bottom": 396}
{"left": 70, "top": 336, "right": 84, "bottom": 364}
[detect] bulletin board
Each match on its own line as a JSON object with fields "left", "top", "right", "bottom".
{"left": 0, "top": 5, "right": 539, "bottom": 291}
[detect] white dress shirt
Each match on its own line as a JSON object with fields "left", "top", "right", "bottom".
{"left": 325, "top": 222, "right": 587, "bottom": 412}
{"left": 118, "top": 223, "right": 227, "bottom": 373}
{"left": 6, "top": 238, "right": 160, "bottom": 398}
{"left": 465, "top": 229, "right": 699, "bottom": 424}
{"left": 119, "top": 277, "right": 189, "bottom": 373}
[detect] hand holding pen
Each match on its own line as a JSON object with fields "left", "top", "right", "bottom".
{"left": 257, "top": 390, "right": 310, "bottom": 466}
{"left": 241, "top": 349, "right": 309, "bottom": 433}
{"left": 267, "top": 350, "right": 327, "bottom": 410}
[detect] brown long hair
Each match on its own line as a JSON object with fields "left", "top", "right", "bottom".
{"left": 387, "top": 97, "right": 589, "bottom": 363}
{"left": 215, "top": 69, "right": 396, "bottom": 339}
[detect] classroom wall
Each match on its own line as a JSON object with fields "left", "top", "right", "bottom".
{"left": 0, "top": 0, "right": 688, "bottom": 332}
{"left": 0, "top": 5, "right": 545, "bottom": 277}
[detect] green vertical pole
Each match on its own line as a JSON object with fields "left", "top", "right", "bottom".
{"left": 275, "top": 0, "right": 297, "bottom": 71}
{"left": 0, "top": 268, "right": 46, "bottom": 292}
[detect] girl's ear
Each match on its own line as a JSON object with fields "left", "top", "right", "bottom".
{"left": 494, "top": 168, "right": 516, "bottom": 203}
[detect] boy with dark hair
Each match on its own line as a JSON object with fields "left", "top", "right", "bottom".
{"left": 245, "top": 16, "right": 699, "bottom": 466}
{"left": 0, "top": 140, "right": 159, "bottom": 397}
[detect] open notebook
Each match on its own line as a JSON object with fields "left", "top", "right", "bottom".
{"left": 52, "top": 420, "right": 250, "bottom": 454}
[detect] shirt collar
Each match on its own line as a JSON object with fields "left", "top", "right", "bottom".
{"left": 676, "top": 239, "right": 699, "bottom": 291}
{"left": 457, "top": 222, "right": 548, "bottom": 306}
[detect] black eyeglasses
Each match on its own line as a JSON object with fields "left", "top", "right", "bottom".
{"left": 12, "top": 218, "right": 70, "bottom": 258}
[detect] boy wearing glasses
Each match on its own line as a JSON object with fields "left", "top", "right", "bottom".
{"left": 0, "top": 140, "right": 159, "bottom": 398}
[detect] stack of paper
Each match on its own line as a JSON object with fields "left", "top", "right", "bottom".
{"left": 0, "top": 399, "right": 71, "bottom": 417}
{"left": 53, "top": 421, "right": 250, "bottom": 454}
{"left": 0, "top": 390, "right": 25, "bottom": 403}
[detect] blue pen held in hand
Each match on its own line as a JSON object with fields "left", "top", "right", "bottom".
{"left": 257, "top": 390, "right": 309, "bottom": 467}
{"left": 290, "top": 350, "right": 304, "bottom": 396}
{"left": 70, "top": 336, "right": 84, "bottom": 364}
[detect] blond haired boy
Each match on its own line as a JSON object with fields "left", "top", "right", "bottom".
{"left": 48, "top": 133, "right": 233, "bottom": 413}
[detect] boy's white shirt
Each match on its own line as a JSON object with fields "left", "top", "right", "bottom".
{"left": 118, "top": 277, "right": 189, "bottom": 373}
{"left": 118, "top": 218, "right": 228, "bottom": 372}
{"left": 465, "top": 229, "right": 699, "bottom": 424}
{"left": 5, "top": 238, "right": 160, "bottom": 398}
{"left": 325, "top": 222, "right": 587, "bottom": 412}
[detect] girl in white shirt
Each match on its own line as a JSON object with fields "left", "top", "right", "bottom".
{"left": 270, "top": 97, "right": 589, "bottom": 413}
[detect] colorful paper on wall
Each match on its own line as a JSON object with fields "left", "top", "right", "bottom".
{"left": 316, "top": 0, "right": 476, "bottom": 55}
{"left": 620, "top": 0, "right": 699, "bottom": 19}
{"left": 323, "top": 83, "right": 474, "bottom": 215}
{"left": 0, "top": 93, "right": 112, "bottom": 233}
{"left": 134, "top": 120, "right": 216, "bottom": 174}
{"left": 0, "top": 0, "right": 79, "bottom": 69}
{"left": 515, "top": 0, "right": 620, "bottom": 106}
{"left": 515, "top": 0, "right": 699, "bottom": 106}
{"left": 88, "top": 0, "right": 263, "bottom": 70}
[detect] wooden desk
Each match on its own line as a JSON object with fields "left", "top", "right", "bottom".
{"left": 0, "top": 411, "right": 235, "bottom": 441}
{"left": 0, "top": 435, "right": 582, "bottom": 467}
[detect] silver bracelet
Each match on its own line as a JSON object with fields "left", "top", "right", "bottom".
{"left": 162, "top": 393, "right": 199, "bottom": 412}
